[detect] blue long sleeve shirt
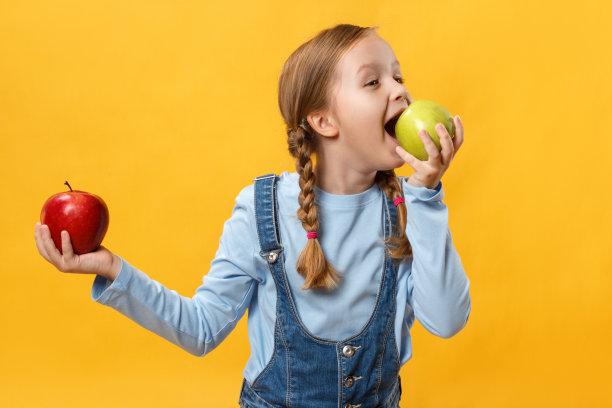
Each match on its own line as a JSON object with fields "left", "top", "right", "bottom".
{"left": 91, "top": 172, "right": 471, "bottom": 383}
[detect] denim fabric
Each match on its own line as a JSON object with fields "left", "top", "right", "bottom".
{"left": 239, "top": 174, "right": 402, "bottom": 408}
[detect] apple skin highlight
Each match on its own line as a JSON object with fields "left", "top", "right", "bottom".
{"left": 40, "top": 186, "right": 109, "bottom": 255}
{"left": 395, "top": 100, "right": 455, "bottom": 161}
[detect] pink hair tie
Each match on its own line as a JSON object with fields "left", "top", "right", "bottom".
{"left": 393, "top": 197, "right": 405, "bottom": 207}
{"left": 306, "top": 231, "right": 318, "bottom": 239}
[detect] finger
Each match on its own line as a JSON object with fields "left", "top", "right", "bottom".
{"left": 34, "top": 222, "right": 51, "bottom": 261}
{"left": 419, "top": 129, "right": 441, "bottom": 162}
{"left": 395, "top": 145, "right": 423, "bottom": 169}
{"left": 436, "top": 123, "right": 454, "bottom": 165}
{"left": 453, "top": 115, "right": 464, "bottom": 152}
{"left": 41, "top": 224, "right": 63, "bottom": 266}
{"left": 61, "top": 230, "right": 75, "bottom": 258}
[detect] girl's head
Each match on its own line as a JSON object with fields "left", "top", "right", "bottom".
{"left": 279, "top": 24, "right": 412, "bottom": 290}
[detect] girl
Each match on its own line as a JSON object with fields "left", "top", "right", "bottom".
{"left": 34, "top": 24, "right": 470, "bottom": 408}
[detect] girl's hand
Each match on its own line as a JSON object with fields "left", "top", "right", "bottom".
{"left": 395, "top": 115, "right": 464, "bottom": 190}
{"left": 34, "top": 222, "right": 121, "bottom": 281}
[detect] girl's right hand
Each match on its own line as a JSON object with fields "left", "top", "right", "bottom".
{"left": 34, "top": 222, "right": 121, "bottom": 282}
{"left": 395, "top": 115, "right": 464, "bottom": 190}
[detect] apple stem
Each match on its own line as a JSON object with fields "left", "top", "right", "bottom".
{"left": 64, "top": 181, "right": 73, "bottom": 192}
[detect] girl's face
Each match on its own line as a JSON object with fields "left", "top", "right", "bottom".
{"left": 325, "top": 33, "right": 412, "bottom": 172}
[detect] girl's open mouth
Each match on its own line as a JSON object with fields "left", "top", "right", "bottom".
{"left": 384, "top": 112, "right": 402, "bottom": 138}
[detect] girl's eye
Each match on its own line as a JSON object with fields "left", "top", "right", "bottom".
{"left": 395, "top": 77, "right": 404, "bottom": 84}
{"left": 366, "top": 79, "right": 379, "bottom": 86}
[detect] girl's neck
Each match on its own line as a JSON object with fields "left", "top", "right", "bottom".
{"left": 313, "top": 154, "right": 377, "bottom": 195}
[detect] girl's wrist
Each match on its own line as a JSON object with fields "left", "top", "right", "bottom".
{"left": 103, "top": 254, "right": 121, "bottom": 282}
{"left": 407, "top": 176, "right": 437, "bottom": 190}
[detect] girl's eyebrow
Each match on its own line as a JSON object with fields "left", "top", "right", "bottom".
{"left": 356, "top": 62, "right": 379, "bottom": 74}
{"left": 356, "top": 60, "right": 401, "bottom": 74}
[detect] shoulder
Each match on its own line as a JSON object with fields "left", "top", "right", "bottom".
{"left": 277, "top": 171, "right": 300, "bottom": 195}
{"left": 234, "top": 171, "right": 300, "bottom": 209}
{"left": 255, "top": 171, "right": 299, "bottom": 191}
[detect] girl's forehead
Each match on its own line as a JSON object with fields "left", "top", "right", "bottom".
{"left": 338, "top": 33, "right": 398, "bottom": 74}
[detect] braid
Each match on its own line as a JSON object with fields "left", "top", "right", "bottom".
{"left": 375, "top": 170, "right": 413, "bottom": 265}
{"left": 278, "top": 24, "right": 382, "bottom": 290}
{"left": 289, "top": 121, "right": 340, "bottom": 290}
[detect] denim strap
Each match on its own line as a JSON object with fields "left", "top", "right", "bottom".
{"left": 253, "top": 174, "right": 283, "bottom": 259}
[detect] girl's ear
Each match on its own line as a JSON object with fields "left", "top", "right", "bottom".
{"left": 307, "top": 111, "right": 339, "bottom": 138}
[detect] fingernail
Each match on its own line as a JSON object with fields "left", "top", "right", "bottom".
{"left": 457, "top": 115, "right": 461, "bottom": 123}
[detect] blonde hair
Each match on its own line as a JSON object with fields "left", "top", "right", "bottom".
{"left": 278, "top": 24, "right": 412, "bottom": 290}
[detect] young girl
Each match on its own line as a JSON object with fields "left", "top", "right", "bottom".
{"left": 34, "top": 24, "right": 470, "bottom": 408}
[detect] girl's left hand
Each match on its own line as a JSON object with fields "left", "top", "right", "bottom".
{"left": 395, "top": 115, "right": 464, "bottom": 190}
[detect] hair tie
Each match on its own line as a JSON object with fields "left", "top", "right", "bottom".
{"left": 306, "top": 231, "right": 318, "bottom": 239}
{"left": 393, "top": 197, "right": 405, "bottom": 207}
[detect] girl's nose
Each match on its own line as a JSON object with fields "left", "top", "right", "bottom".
{"left": 391, "top": 84, "right": 410, "bottom": 104}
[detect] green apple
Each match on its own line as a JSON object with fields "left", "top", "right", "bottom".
{"left": 395, "top": 100, "right": 455, "bottom": 161}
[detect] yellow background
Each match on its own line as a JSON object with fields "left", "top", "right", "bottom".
{"left": 1, "top": 0, "right": 611, "bottom": 406}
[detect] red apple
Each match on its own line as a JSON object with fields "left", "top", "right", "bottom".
{"left": 40, "top": 181, "right": 109, "bottom": 255}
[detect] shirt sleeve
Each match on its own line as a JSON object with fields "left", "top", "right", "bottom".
{"left": 90, "top": 184, "right": 260, "bottom": 356}
{"left": 401, "top": 177, "right": 471, "bottom": 339}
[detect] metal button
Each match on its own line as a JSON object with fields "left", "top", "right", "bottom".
{"left": 345, "top": 404, "right": 361, "bottom": 408}
{"left": 267, "top": 252, "right": 278, "bottom": 263}
{"left": 343, "top": 375, "right": 362, "bottom": 388}
{"left": 342, "top": 345, "right": 356, "bottom": 357}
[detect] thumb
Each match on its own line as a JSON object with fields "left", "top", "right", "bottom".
{"left": 395, "top": 145, "right": 422, "bottom": 169}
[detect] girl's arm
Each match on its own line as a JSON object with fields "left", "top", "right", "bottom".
{"left": 402, "top": 179, "right": 471, "bottom": 338}
{"left": 395, "top": 116, "right": 470, "bottom": 338}
{"left": 91, "top": 252, "right": 257, "bottom": 356}
{"left": 36, "top": 185, "right": 260, "bottom": 356}
{"left": 90, "top": 185, "right": 260, "bottom": 356}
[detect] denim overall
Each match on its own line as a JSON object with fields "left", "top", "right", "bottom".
{"left": 239, "top": 174, "right": 402, "bottom": 408}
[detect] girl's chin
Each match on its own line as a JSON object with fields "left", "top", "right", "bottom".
{"left": 379, "top": 154, "right": 405, "bottom": 172}
{"left": 393, "top": 158, "right": 406, "bottom": 169}
{"left": 391, "top": 149, "right": 406, "bottom": 168}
